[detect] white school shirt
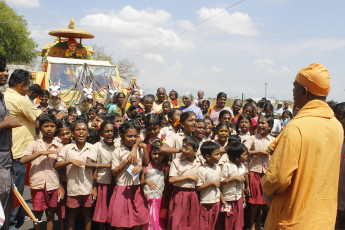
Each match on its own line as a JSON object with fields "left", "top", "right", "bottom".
{"left": 221, "top": 161, "right": 246, "bottom": 201}
{"left": 111, "top": 144, "right": 142, "bottom": 186}
{"left": 169, "top": 156, "right": 201, "bottom": 188}
{"left": 92, "top": 140, "right": 115, "bottom": 184}
{"left": 197, "top": 163, "right": 221, "bottom": 204}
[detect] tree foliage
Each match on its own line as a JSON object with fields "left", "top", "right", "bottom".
{"left": 116, "top": 59, "right": 139, "bottom": 81}
{"left": 91, "top": 44, "right": 113, "bottom": 63}
{"left": 91, "top": 44, "right": 139, "bottom": 81}
{"left": 0, "top": 2, "right": 38, "bottom": 64}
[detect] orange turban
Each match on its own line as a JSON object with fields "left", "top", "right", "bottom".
{"left": 295, "top": 63, "right": 330, "bottom": 97}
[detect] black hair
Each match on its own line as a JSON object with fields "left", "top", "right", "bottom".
{"left": 232, "top": 99, "right": 242, "bottom": 107}
{"left": 39, "top": 113, "right": 57, "bottom": 127}
{"left": 200, "top": 141, "right": 221, "bottom": 159}
{"left": 86, "top": 128, "right": 100, "bottom": 144}
{"left": 127, "top": 104, "right": 142, "bottom": 118}
{"left": 104, "top": 113, "right": 115, "bottom": 121}
{"left": 217, "top": 92, "right": 227, "bottom": 100}
{"left": 219, "top": 110, "right": 232, "bottom": 120}
{"left": 88, "top": 107, "right": 99, "bottom": 114}
{"left": 0, "top": 55, "right": 6, "bottom": 72}
{"left": 71, "top": 119, "right": 88, "bottom": 131}
{"left": 182, "top": 136, "right": 200, "bottom": 150}
{"left": 112, "top": 112, "right": 121, "bottom": 118}
{"left": 258, "top": 116, "right": 274, "bottom": 132}
{"left": 8, "top": 69, "right": 31, "bottom": 87}
{"left": 327, "top": 101, "right": 337, "bottom": 111}
{"left": 236, "top": 114, "right": 252, "bottom": 132}
{"left": 145, "top": 113, "right": 163, "bottom": 127}
{"left": 282, "top": 110, "right": 293, "bottom": 119}
{"left": 180, "top": 111, "right": 196, "bottom": 124}
{"left": 334, "top": 102, "right": 345, "bottom": 116}
{"left": 258, "top": 100, "right": 265, "bottom": 108}
{"left": 243, "top": 102, "right": 254, "bottom": 111}
{"left": 48, "top": 108, "right": 59, "bottom": 115}
{"left": 228, "top": 135, "right": 241, "bottom": 144}
{"left": 263, "top": 103, "right": 274, "bottom": 112}
{"left": 143, "top": 94, "right": 155, "bottom": 103}
{"left": 167, "top": 108, "right": 181, "bottom": 120}
{"left": 169, "top": 89, "right": 178, "bottom": 98}
{"left": 68, "top": 107, "right": 77, "bottom": 113}
{"left": 99, "top": 120, "right": 117, "bottom": 136}
{"left": 40, "top": 90, "right": 50, "bottom": 97}
{"left": 97, "top": 112, "right": 108, "bottom": 120}
{"left": 151, "top": 139, "right": 164, "bottom": 150}
{"left": 202, "top": 99, "right": 210, "bottom": 106}
{"left": 227, "top": 142, "right": 248, "bottom": 163}
{"left": 76, "top": 114, "right": 88, "bottom": 122}
{"left": 29, "top": 84, "right": 43, "bottom": 94}
{"left": 119, "top": 120, "right": 141, "bottom": 135}
{"left": 96, "top": 102, "right": 105, "bottom": 109}
{"left": 162, "top": 101, "right": 171, "bottom": 106}
{"left": 117, "top": 92, "right": 125, "bottom": 99}
{"left": 215, "top": 122, "right": 230, "bottom": 132}
{"left": 57, "top": 120, "right": 72, "bottom": 131}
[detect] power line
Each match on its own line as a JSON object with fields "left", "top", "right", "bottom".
{"left": 128, "top": 0, "right": 248, "bottom": 60}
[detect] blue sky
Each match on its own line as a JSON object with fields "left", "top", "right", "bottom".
{"left": 6, "top": 0, "right": 345, "bottom": 102}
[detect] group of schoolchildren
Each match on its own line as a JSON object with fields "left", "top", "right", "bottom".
{"left": 21, "top": 88, "right": 287, "bottom": 230}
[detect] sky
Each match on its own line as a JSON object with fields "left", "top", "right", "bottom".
{"left": 5, "top": 0, "right": 345, "bottom": 102}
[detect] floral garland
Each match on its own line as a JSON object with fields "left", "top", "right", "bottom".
{"left": 64, "top": 49, "right": 82, "bottom": 58}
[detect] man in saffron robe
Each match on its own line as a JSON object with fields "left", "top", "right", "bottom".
{"left": 261, "top": 63, "right": 344, "bottom": 230}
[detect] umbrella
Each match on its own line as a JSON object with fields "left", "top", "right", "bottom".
{"left": 49, "top": 17, "right": 94, "bottom": 39}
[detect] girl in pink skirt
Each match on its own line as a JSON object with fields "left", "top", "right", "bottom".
{"left": 88, "top": 120, "right": 117, "bottom": 229}
{"left": 141, "top": 140, "right": 168, "bottom": 230}
{"left": 107, "top": 121, "right": 150, "bottom": 229}
{"left": 168, "top": 136, "right": 201, "bottom": 230}
{"left": 244, "top": 116, "right": 274, "bottom": 230}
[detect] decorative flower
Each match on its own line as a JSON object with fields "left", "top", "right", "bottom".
{"left": 174, "top": 117, "right": 180, "bottom": 127}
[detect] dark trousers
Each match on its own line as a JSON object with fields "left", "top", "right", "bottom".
{"left": 0, "top": 167, "right": 14, "bottom": 230}
{"left": 9, "top": 159, "right": 26, "bottom": 229}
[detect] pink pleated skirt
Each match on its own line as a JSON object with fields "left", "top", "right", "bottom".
{"left": 107, "top": 185, "right": 150, "bottom": 228}
{"left": 248, "top": 171, "right": 265, "bottom": 205}
{"left": 93, "top": 183, "right": 111, "bottom": 223}
{"left": 142, "top": 196, "right": 163, "bottom": 230}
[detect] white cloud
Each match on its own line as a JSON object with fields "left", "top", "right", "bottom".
{"left": 211, "top": 66, "right": 223, "bottom": 73}
{"left": 80, "top": 5, "right": 194, "bottom": 63}
{"left": 144, "top": 53, "right": 165, "bottom": 64}
{"left": 6, "top": 0, "right": 40, "bottom": 7}
{"left": 254, "top": 58, "right": 274, "bottom": 66}
{"left": 268, "top": 66, "right": 293, "bottom": 74}
{"left": 197, "top": 7, "right": 257, "bottom": 35}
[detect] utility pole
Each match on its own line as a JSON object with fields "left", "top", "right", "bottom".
{"left": 265, "top": 82, "right": 268, "bottom": 98}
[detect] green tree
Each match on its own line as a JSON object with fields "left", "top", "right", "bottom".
{"left": 0, "top": 2, "right": 38, "bottom": 63}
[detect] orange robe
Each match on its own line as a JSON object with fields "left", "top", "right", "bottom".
{"left": 261, "top": 100, "right": 344, "bottom": 230}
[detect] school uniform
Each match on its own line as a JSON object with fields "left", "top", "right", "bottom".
{"left": 107, "top": 144, "right": 149, "bottom": 228}
{"left": 91, "top": 140, "right": 115, "bottom": 223}
{"left": 165, "top": 132, "right": 186, "bottom": 159}
{"left": 218, "top": 161, "right": 246, "bottom": 230}
{"left": 239, "top": 131, "right": 251, "bottom": 144}
{"left": 197, "top": 163, "right": 221, "bottom": 230}
{"left": 245, "top": 134, "right": 274, "bottom": 204}
{"left": 23, "top": 138, "right": 63, "bottom": 211}
{"left": 56, "top": 143, "right": 96, "bottom": 208}
{"left": 168, "top": 155, "right": 201, "bottom": 229}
